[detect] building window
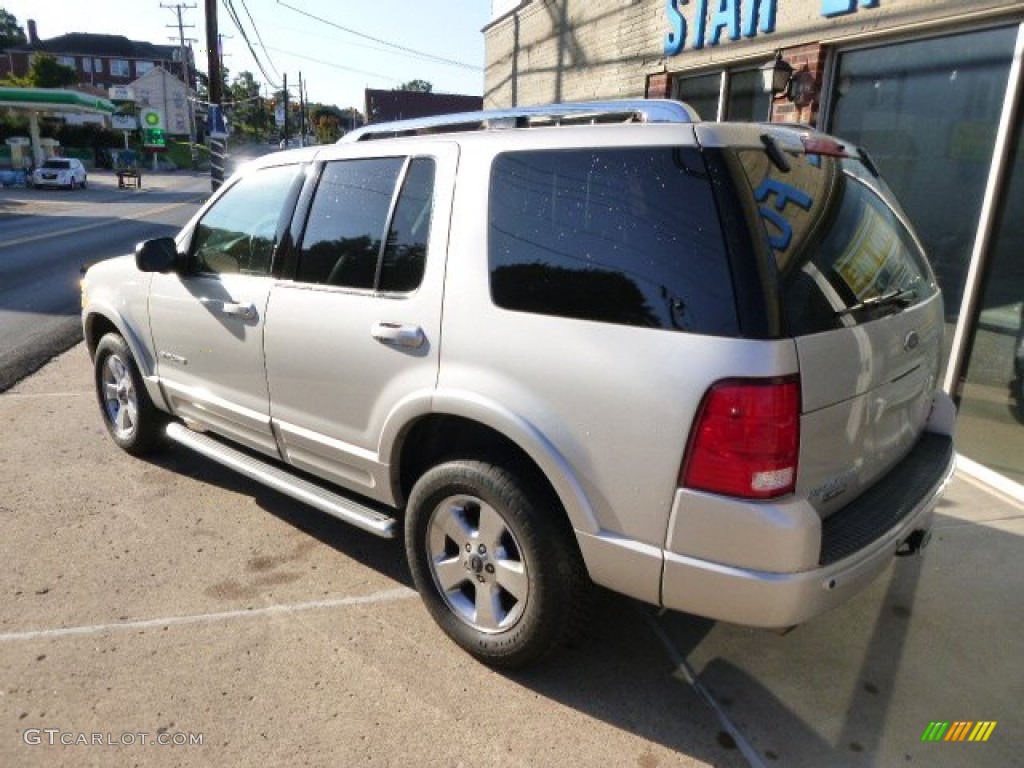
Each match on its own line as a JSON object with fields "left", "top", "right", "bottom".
{"left": 82, "top": 58, "right": 92, "bottom": 73}
{"left": 136, "top": 61, "right": 154, "bottom": 76}
{"left": 110, "top": 59, "right": 130, "bottom": 77}
{"left": 674, "top": 67, "right": 771, "bottom": 122}
{"left": 94, "top": 58, "right": 103, "bottom": 73}
{"left": 828, "top": 26, "right": 1016, "bottom": 329}
{"left": 56, "top": 55, "right": 76, "bottom": 70}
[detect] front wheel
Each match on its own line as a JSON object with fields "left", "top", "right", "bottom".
{"left": 93, "top": 333, "right": 166, "bottom": 455}
{"left": 405, "top": 460, "right": 593, "bottom": 668}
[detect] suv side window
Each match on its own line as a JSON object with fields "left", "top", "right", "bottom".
{"left": 297, "top": 157, "right": 435, "bottom": 291}
{"left": 488, "top": 147, "right": 737, "bottom": 335}
{"left": 379, "top": 158, "right": 435, "bottom": 293}
{"left": 191, "top": 164, "right": 300, "bottom": 276}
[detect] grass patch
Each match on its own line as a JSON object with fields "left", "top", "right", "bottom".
{"left": 166, "top": 140, "right": 210, "bottom": 169}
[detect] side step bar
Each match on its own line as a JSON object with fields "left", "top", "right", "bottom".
{"left": 165, "top": 422, "right": 397, "bottom": 539}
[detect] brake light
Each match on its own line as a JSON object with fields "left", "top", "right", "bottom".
{"left": 681, "top": 377, "right": 800, "bottom": 499}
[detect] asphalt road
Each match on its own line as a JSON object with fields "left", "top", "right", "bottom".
{"left": 0, "top": 171, "right": 209, "bottom": 391}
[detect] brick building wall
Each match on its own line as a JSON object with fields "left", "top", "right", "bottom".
{"left": 485, "top": 0, "right": 1021, "bottom": 120}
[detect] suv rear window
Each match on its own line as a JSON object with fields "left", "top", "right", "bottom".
{"left": 736, "top": 149, "right": 937, "bottom": 336}
{"left": 488, "top": 147, "right": 737, "bottom": 335}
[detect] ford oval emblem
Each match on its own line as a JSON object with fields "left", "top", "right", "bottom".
{"left": 904, "top": 330, "right": 920, "bottom": 351}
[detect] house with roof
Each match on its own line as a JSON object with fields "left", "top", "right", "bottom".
{"left": 0, "top": 19, "right": 192, "bottom": 93}
{"left": 132, "top": 67, "right": 193, "bottom": 137}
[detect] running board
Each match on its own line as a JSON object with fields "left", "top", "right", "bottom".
{"left": 165, "top": 422, "right": 397, "bottom": 538}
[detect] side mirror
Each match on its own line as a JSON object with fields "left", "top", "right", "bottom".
{"left": 135, "top": 237, "right": 180, "bottom": 273}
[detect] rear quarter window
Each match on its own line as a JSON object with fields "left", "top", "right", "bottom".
{"left": 488, "top": 147, "right": 738, "bottom": 335}
{"left": 736, "top": 149, "right": 938, "bottom": 336}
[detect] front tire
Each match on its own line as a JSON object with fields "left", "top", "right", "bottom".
{"left": 405, "top": 460, "right": 593, "bottom": 668}
{"left": 93, "top": 333, "right": 166, "bottom": 455}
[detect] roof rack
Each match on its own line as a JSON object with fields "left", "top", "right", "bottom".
{"left": 340, "top": 99, "right": 697, "bottom": 143}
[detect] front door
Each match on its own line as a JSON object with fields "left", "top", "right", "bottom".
{"left": 149, "top": 162, "right": 303, "bottom": 456}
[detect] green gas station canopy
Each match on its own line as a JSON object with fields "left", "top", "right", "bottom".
{"left": 0, "top": 87, "right": 115, "bottom": 115}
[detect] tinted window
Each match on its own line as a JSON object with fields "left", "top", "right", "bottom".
{"left": 42, "top": 160, "right": 71, "bottom": 169}
{"left": 736, "top": 150, "right": 938, "bottom": 335}
{"left": 488, "top": 147, "right": 736, "bottom": 334}
{"left": 297, "top": 158, "right": 404, "bottom": 288}
{"left": 379, "top": 158, "right": 435, "bottom": 293}
{"left": 191, "top": 164, "right": 300, "bottom": 276}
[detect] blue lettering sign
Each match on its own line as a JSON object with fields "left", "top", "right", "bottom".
{"left": 821, "top": 0, "right": 879, "bottom": 18}
{"left": 666, "top": 0, "right": 876, "bottom": 55}
{"left": 742, "top": 0, "right": 777, "bottom": 38}
{"left": 665, "top": 0, "right": 687, "bottom": 56}
{"left": 754, "top": 178, "right": 813, "bottom": 251}
{"left": 693, "top": 0, "right": 709, "bottom": 50}
{"left": 710, "top": 0, "right": 741, "bottom": 46}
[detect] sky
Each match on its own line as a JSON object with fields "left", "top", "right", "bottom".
{"left": 2, "top": 0, "right": 490, "bottom": 111}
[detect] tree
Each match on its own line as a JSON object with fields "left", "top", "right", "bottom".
{"left": 22, "top": 53, "right": 77, "bottom": 87}
{"left": 395, "top": 79, "right": 433, "bottom": 93}
{"left": 0, "top": 8, "right": 27, "bottom": 50}
{"left": 226, "top": 70, "right": 269, "bottom": 140}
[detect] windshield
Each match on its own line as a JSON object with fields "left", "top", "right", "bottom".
{"left": 736, "top": 148, "right": 938, "bottom": 336}
{"left": 41, "top": 160, "right": 71, "bottom": 170}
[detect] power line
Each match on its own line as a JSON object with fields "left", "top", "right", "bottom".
{"left": 222, "top": 0, "right": 280, "bottom": 88}
{"left": 275, "top": 0, "right": 482, "bottom": 71}
{"left": 237, "top": 0, "right": 280, "bottom": 81}
{"left": 262, "top": 44, "right": 402, "bottom": 85}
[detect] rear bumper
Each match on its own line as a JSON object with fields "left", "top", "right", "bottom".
{"left": 660, "top": 431, "right": 955, "bottom": 628}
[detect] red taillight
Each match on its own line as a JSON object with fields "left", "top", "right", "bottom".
{"left": 681, "top": 377, "right": 800, "bottom": 499}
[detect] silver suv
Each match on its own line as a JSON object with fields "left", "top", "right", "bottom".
{"left": 82, "top": 101, "right": 955, "bottom": 668}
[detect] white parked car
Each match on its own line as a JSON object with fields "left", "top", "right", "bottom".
{"left": 32, "top": 158, "right": 87, "bottom": 190}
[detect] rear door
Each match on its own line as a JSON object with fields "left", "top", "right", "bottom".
{"left": 733, "top": 145, "right": 942, "bottom": 515}
{"left": 263, "top": 143, "right": 457, "bottom": 499}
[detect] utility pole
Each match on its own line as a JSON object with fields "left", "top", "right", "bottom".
{"left": 298, "top": 71, "right": 305, "bottom": 147}
{"left": 282, "top": 72, "right": 289, "bottom": 147}
{"left": 204, "top": 0, "right": 224, "bottom": 189}
{"left": 162, "top": 2, "right": 198, "bottom": 169}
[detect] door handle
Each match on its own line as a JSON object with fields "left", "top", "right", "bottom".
{"left": 221, "top": 302, "right": 258, "bottom": 322}
{"left": 371, "top": 322, "right": 425, "bottom": 349}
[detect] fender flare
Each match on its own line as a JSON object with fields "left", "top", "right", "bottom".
{"left": 380, "top": 388, "right": 601, "bottom": 536}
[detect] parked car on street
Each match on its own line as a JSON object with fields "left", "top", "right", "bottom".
{"left": 81, "top": 100, "right": 956, "bottom": 668}
{"left": 32, "top": 158, "right": 87, "bottom": 190}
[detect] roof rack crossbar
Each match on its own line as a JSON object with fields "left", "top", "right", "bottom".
{"left": 341, "top": 99, "right": 697, "bottom": 142}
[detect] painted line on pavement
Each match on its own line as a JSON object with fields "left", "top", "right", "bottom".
{"left": 639, "top": 606, "right": 768, "bottom": 768}
{"left": 0, "top": 587, "right": 418, "bottom": 643}
{"left": 0, "top": 391, "right": 93, "bottom": 399}
{"left": 0, "top": 198, "right": 203, "bottom": 250}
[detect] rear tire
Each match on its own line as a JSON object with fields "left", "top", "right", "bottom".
{"left": 93, "top": 333, "right": 166, "bottom": 455}
{"left": 405, "top": 459, "right": 593, "bottom": 668}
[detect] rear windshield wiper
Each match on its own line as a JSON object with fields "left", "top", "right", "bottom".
{"left": 836, "top": 289, "right": 915, "bottom": 317}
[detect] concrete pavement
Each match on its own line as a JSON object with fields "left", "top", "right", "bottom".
{"left": 0, "top": 346, "right": 1020, "bottom": 767}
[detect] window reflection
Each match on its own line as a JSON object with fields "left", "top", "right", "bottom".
{"left": 956, "top": 103, "right": 1024, "bottom": 485}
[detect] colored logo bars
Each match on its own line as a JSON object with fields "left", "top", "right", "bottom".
{"left": 921, "top": 721, "right": 997, "bottom": 742}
